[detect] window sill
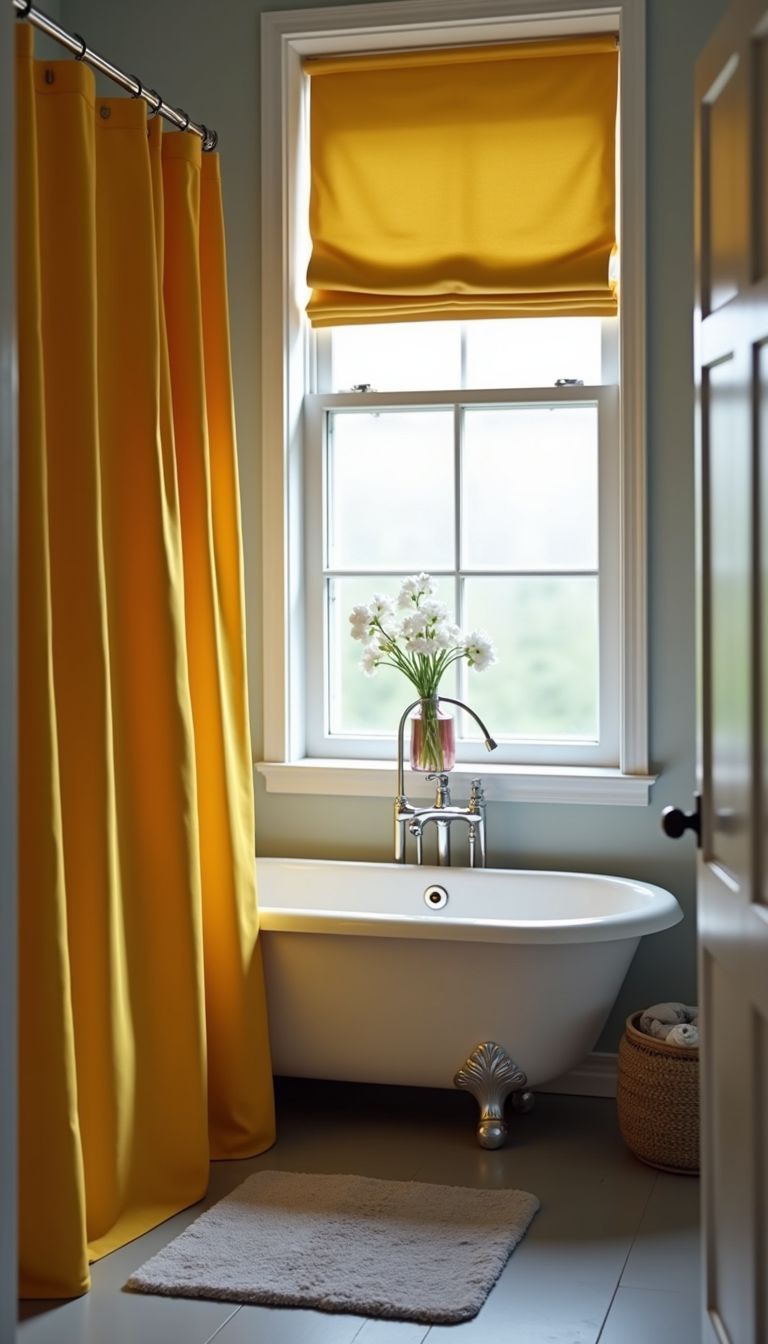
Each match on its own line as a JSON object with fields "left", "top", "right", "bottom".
{"left": 255, "top": 759, "right": 657, "bottom": 806}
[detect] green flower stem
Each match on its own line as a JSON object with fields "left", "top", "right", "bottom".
{"left": 417, "top": 696, "right": 444, "bottom": 772}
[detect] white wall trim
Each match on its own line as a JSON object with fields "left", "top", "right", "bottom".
{"left": 261, "top": 0, "right": 648, "bottom": 780}
{"left": 256, "top": 759, "right": 656, "bottom": 805}
{"left": 536, "top": 1051, "right": 618, "bottom": 1098}
{"left": 616, "top": 0, "right": 648, "bottom": 778}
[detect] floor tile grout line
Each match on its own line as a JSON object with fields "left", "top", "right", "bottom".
{"left": 594, "top": 1172, "right": 659, "bottom": 1342}
{"left": 201, "top": 1304, "right": 243, "bottom": 1343}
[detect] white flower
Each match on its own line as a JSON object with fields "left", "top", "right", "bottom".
{"left": 350, "top": 580, "right": 498, "bottom": 699}
{"left": 370, "top": 593, "right": 395, "bottom": 620}
{"left": 434, "top": 621, "right": 463, "bottom": 649}
{"left": 420, "top": 598, "right": 449, "bottom": 624}
{"left": 397, "top": 572, "right": 435, "bottom": 608}
{"left": 464, "top": 631, "right": 497, "bottom": 671}
{"left": 405, "top": 635, "right": 439, "bottom": 656}
{"left": 349, "top": 604, "right": 372, "bottom": 642}
{"left": 401, "top": 610, "right": 428, "bottom": 638}
{"left": 361, "top": 642, "right": 381, "bottom": 675}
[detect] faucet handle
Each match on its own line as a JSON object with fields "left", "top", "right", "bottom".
{"left": 469, "top": 778, "right": 486, "bottom": 809}
{"left": 427, "top": 772, "right": 451, "bottom": 806}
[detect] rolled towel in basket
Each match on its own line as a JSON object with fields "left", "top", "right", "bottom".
{"left": 639, "top": 1002, "right": 697, "bottom": 1034}
{"left": 666, "top": 1023, "right": 699, "bottom": 1048}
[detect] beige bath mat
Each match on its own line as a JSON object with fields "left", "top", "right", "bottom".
{"left": 125, "top": 1169, "right": 539, "bottom": 1324}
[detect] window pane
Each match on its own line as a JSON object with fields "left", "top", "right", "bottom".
{"left": 461, "top": 576, "right": 598, "bottom": 741}
{"left": 328, "top": 410, "right": 455, "bottom": 570}
{"left": 462, "top": 406, "right": 598, "bottom": 571}
{"left": 465, "top": 317, "right": 603, "bottom": 388}
{"left": 330, "top": 322, "right": 461, "bottom": 391}
{"left": 329, "top": 575, "right": 457, "bottom": 736}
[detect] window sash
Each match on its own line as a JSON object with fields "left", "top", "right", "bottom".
{"left": 314, "top": 317, "right": 620, "bottom": 394}
{"left": 304, "top": 385, "right": 620, "bottom": 766}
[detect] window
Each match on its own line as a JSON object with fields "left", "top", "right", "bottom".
{"left": 305, "top": 319, "right": 619, "bottom": 768}
{"left": 260, "top": 0, "right": 652, "bottom": 805}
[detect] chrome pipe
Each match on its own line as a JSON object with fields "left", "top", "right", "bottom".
{"left": 437, "top": 697, "right": 498, "bottom": 753}
{"left": 394, "top": 695, "right": 496, "bottom": 865}
{"left": 13, "top": 0, "right": 218, "bottom": 150}
{"left": 395, "top": 697, "right": 423, "bottom": 802}
{"left": 395, "top": 695, "right": 497, "bottom": 801}
{"left": 436, "top": 819, "right": 451, "bottom": 866}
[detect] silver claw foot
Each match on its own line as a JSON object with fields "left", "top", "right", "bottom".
{"left": 454, "top": 1041, "right": 529, "bottom": 1149}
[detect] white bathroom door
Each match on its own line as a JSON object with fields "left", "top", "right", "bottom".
{"left": 693, "top": 0, "right": 768, "bottom": 1339}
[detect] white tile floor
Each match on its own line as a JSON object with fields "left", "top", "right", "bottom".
{"left": 18, "top": 1086, "right": 702, "bottom": 1344}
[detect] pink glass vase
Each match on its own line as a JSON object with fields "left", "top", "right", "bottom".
{"left": 409, "top": 696, "right": 456, "bottom": 773}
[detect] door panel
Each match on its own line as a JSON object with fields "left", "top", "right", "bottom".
{"left": 707, "top": 960, "right": 755, "bottom": 1342}
{"left": 758, "top": 1015, "right": 768, "bottom": 1340}
{"left": 708, "top": 353, "right": 751, "bottom": 889}
{"left": 755, "top": 37, "right": 768, "bottom": 279}
{"left": 695, "top": 2, "right": 768, "bottom": 1341}
{"left": 704, "top": 59, "right": 746, "bottom": 313}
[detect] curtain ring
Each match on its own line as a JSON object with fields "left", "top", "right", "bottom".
{"left": 200, "top": 124, "right": 218, "bottom": 153}
{"left": 72, "top": 32, "right": 87, "bottom": 60}
{"left": 146, "top": 88, "right": 162, "bottom": 117}
{"left": 175, "top": 107, "right": 190, "bottom": 132}
{"left": 129, "top": 75, "right": 143, "bottom": 99}
{"left": 17, "top": 1, "right": 32, "bottom": 17}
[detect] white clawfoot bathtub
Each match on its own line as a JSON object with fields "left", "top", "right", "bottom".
{"left": 256, "top": 858, "right": 682, "bottom": 1092}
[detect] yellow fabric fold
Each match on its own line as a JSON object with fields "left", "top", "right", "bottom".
{"left": 17, "top": 25, "right": 274, "bottom": 1298}
{"left": 17, "top": 22, "right": 89, "bottom": 1299}
{"left": 163, "top": 134, "right": 275, "bottom": 1158}
{"left": 305, "top": 34, "right": 618, "bottom": 325}
{"left": 303, "top": 34, "right": 617, "bottom": 75}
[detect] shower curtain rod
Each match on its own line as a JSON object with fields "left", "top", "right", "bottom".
{"left": 13, "top": 0, "right": 218, "bottom": 151}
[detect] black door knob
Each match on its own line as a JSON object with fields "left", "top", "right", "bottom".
{"left": 661, "top": 794, "right": 701, "bottom": 844}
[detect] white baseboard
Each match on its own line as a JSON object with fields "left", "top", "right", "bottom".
{"left": 536, "top": 1051, "right": 618, "bottom": 1099}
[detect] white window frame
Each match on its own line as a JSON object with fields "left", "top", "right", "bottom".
{"left": 258, "top": 0, "right": 653, "bottom": 806}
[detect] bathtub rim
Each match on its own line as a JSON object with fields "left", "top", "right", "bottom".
{"left": 255, "top": 856, "right": 683, "bottom": 946}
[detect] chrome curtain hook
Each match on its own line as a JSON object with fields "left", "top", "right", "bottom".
{"left": 174, "top": 107, "right": 190, "bottom": 132}
{"left": 129, "top": 75, "right": 143, "bottom": 99}
{"left": 146, "top": 88, "right": 162, "bottom": 117}
{"left": 72, "top": 32, "right": 87, "bottom": 60}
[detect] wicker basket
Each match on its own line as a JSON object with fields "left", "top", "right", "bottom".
{"left": 617, "top": 1011, "right": 700, "bottom": 1175}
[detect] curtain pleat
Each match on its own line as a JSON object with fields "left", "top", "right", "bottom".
{"left": 17, "top": 25, "right": 274, "bottom": 1298}
{"left": 16, "top": 24, "right": 89, "bottom": 1299}
{"left": 162, "top": 135, "right": 274, "bottom": 1158}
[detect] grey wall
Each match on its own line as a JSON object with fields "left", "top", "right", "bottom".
{"left": 59, "top": 0, "right": 728, "bottom": 1051}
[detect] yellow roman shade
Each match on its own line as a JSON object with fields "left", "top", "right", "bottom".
{"left": 304, "top": 36, "right": 618, "bottom": 327}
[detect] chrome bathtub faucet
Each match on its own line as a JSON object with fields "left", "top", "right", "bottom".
{"left": 394, "top": 697, "right": 496, "bottom": 867}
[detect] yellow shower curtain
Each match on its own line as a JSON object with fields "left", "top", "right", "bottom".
{"left": 16, "top": 25, "right": 274, "bottom": 1298}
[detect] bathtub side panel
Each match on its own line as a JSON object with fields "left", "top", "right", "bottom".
{"left": 261, "top": 931, "right": 640, "bottom": 1089}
